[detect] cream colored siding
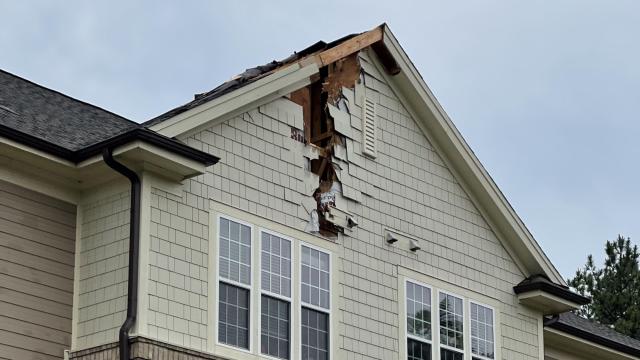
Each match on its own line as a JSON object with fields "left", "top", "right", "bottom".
{"left": 0, "top": 179, "right": 76, "bottom": 360}
{"left": 75, "top": 186, "right": 130, "bottom": 349}
{"left": 141, "top": 50, "right": 542, "bottom": 359}
{"left": 146, "top": 186, "right": 210, "bottom": 350}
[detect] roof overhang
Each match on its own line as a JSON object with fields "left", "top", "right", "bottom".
{"left": 78, "top": 139, "right": 211, "bottom": 181}
{"left": 0, "top": 127, "right": 218, "bottom": 203}
{"left": 516, "top": 290, "right": 584, "bottom": 314}
{"left": 148, "top": 62, "right": 320, "bottom": 138}
{"left": 513, "top": 275, "right": 589, "bottom": 314}
{"left": 545, "top": 327, "right": 640, "bottom": 360}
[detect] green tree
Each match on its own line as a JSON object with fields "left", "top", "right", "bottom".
{"left": 568, "top": 235, "right": 640, "bottom": 339}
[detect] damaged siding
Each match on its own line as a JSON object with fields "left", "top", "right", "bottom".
{"left": 75, "top": 187, "right": 130, "bottom": 349}
{"left": 144, "top": 49, "right": 539, "bottom": 359}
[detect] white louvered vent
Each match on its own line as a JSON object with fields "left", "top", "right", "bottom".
{"left": 362, "top": 97, "right": 377, "bottom": 157}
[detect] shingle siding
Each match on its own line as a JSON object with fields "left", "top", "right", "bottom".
{"left": 147, "top": 186, "right": 209, "bottom": 350}
{"left": 142, "top": 50, "right": 540, "bottom": 359}
{"left": 75, "top": 187, "right": 130, "bottom": 349}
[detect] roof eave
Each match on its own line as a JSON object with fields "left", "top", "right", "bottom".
{"left": 546, "top": 321, "right": 640, "bottom": 358}
{"left": 0, "top": 124, "right": 219, "bottom": 166}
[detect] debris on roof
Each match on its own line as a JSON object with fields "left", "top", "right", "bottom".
{"left": 144, "top": 25, "right": 399, "bottom": 128}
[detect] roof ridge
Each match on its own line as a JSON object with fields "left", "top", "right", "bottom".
{"left": 0, "top": 68, "right": 139, "bottom": 126}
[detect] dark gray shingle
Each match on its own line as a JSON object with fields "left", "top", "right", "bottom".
{"left": 548, "top": 312, "right": 640, "bottom": 356}
{"left": 0, "top": 69, "right": 138, "bottom": 151}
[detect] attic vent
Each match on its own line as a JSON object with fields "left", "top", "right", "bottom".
{"left": 362, "top": 97, "right": 377, "bottom": 157}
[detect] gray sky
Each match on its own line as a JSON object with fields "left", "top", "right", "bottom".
{"left": 2, "top": 1, "right": 639, "bottom": 279}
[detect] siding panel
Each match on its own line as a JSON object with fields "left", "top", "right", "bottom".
{"left": 0, "top": 180, "right": 75, "bottom": 359}
{"left": 75, "top": 187, "right": 130, "bottom": 349}
{"left": 0, "top": 260, "right": 73, "bottom": 293}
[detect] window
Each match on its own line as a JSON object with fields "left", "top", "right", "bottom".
{"left": 218, "top": 217, "right": 252, "bottom": 349}
{"left": 219, "top": 283, "right": 250, "bottom": 348}
{"left": 406, "top": 281, "right": 432, "bottom": 360}
{"left": 470, "top": 302, "right": 495, "bottom": 360}
{"left": 301, "top": 245, "right": 330, "bottom": 360}
{"left": 438, "top": 292, "right": 464, "bottom": 360}
{"left": 214, "top": 213, "right": 334, "bottom": 359}
{"left": 402, "top": 279, "right": 497, "bottom": 360}
{"left": 261, "top": 232, "right": 292, "bottom": 359}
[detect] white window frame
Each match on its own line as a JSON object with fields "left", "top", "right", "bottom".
{"left": 468, "top": 300, "right": 497, "bottom": 360}
{"left": 209, "top": 206, "right": 338, "bottom": 360}
{"left": 214, "top": 214, "right": 254, "bottom": 354}
{"left": 299, "top": 241, "right": 332, "bottom": 360}
{"left": 405, "top": 279, "right": 435, "bottom": 360}
{"left": 400, "top": 275, "right": 500, "bottom": 360}
{"left": 436, "top": 289, "right": 466, "bottom": 359}
{"left": 258, "top": 228, "right": 294, "bottom": 360}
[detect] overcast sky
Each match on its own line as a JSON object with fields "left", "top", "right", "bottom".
{"left": 2, "top": 1, "right": 639, "bottom": 279}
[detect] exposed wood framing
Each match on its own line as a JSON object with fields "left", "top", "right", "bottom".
{"left": 289, "top": 86, "right": 311, "bottom": 142}
{"left": 316, "top": 26, "right": 384, "bottom": 67}
{"left": 287, "top": 25, "right": 401, "bottom": 237}
{"left": 323, "top": 53, "right": 361, "bottom": 104}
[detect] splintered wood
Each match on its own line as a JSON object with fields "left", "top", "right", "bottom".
{"left": 322, "top": 53, "right": 361, "bottom": 105}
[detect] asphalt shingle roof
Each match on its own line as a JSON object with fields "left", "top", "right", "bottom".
{"left": 0, "top": 69, "right": 138, "bottom": 151}
{"left": 548, "top": 312, "right": 640, "bottom": 356}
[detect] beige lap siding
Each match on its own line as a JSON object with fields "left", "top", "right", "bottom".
{"left": 0, "top": 179, "right": 76, "bottom": 360}
{"left": 144, "top": 50, "right": 540, "bottom": 359}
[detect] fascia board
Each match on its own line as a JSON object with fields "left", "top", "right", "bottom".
{"left": 89, "top": 140, "right": 207, "bottom": 179}
{"left": 545, "top": 328, "right": 639, "bottom": 360}
{"left": 517, "top": 290, "right": 580, "bottom": 314}
{"left": 150, "top": 62, "right": 320, "bottom": 138}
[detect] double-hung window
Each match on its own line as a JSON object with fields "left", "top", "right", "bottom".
{"left": 406, "top": 281, "right": 432, "bottom": 360}
{"left": 470, "top": 302, "right": 495, "bottom": 360}
{"left": 438, "top": 292, "right": 464, "bottom": 360}
{"left": 301, "top": 245, "right": 330, "bottom": 360}
{"left": 260, "top": 231, "right": 292, "bottom": 359}
{"left": 217, "top": 217, "right": 252, "bottom": 349}
{"left": 215, "top": 214, "right": 332, "bottom": 359}
{"left": 403, "top": 279, "right": 497, "bottom": 360}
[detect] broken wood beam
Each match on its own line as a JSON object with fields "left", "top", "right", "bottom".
{"left": 311, "top": 131, "right": 334, "bottom": 144}
{"left": 317, "top": 26, "right": 384, "bottom": 67}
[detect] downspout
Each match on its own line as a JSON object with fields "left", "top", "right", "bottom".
{"left": 102, "top": 148, "right": 140, "bottom": 360}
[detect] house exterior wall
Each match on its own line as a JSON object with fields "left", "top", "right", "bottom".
{"left": 0, "top": 179, "right": 76, "bottom": 360}
{"left": 74, "top": 181, "right": 130, "bottom": 350}
{"left": 146, "top": 185, "right": 210, "bottom": 350}
{"left": 135, "top": 49, "right": 544, "bottom": 360}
